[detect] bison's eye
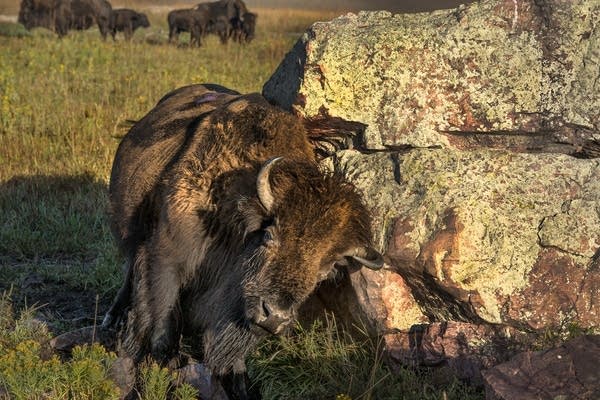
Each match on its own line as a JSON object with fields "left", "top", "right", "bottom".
{"left": 263, "top": 229, "right": 273, "bottom": 243}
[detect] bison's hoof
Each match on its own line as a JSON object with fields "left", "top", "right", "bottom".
{"left": 101, "top": 313, "right": 114, "bottom": 329}
{"left": 151, "top": 333, "right": 178, "bottom": 364}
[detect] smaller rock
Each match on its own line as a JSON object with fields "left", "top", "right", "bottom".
{"left": 482, "top": 335, "right": 600, "bottom": 400}
{"left": 176, "top": 363, "right": 229, "bottom": 400}
{"left": 384, "top": 322, "right": 529, "bottom": 385}
{"left": 49, "top": 325, "right": 117, "bottom": 354}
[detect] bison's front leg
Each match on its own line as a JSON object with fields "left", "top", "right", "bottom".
{"left": 124, "top": 23, "right": 133, "bottom": 41}
{"left": 220, "top": 364, "right": 261, "bottom": 400}
{"left": 147, "top": 258, "right": 185, "bottom": 363}
{"left": 121, "top": 243, "right": 185, "bottom": 364}
{"left": 102, "top": 259, "right": 133, "bottom": 329}
{"left": 201, "top": 316, "right": 262, "bottom": 400}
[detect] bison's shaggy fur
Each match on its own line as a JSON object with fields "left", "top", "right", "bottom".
{"left": 104, "top": 84, "right": 382, "bottom": 399}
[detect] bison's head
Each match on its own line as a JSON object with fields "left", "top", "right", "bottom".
{"left": 241, "top": 12, "right": 256, "bottom": 42}
{"left": 137, "top": 13, "right": 150, "bottom": 28}
{"left": 238, "top": 158, "right": 383, "bottom": 336}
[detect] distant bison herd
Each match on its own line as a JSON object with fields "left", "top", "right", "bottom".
{"left": 17, "top": 0, "right": 256, "bottom": 44}
{"left": 169, "top": 0, "right": 256, "bottom": 46}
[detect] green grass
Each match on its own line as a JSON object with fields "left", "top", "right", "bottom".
{"left": 248, "top": 317, "right": 483, "bottom": 400}
{"left": 0, "top": 294, "right": 201, "bottom": 399}
{"left": 0, "top": 8, "right": 485, "bottom": 399}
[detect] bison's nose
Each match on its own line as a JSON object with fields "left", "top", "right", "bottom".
{"left": 254, "top": 299, "right": 291, "bottom": 335}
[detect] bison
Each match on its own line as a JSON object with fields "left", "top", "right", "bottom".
{"left": 195, "top": 0, "right": 248, "bottom": 43}
{"left": 102, "top": 84, "right": 383, "bottom": 399}
{"left": 18, "top": 0, "right": 69, "bottom": 35}
{"left": 18, "top": 0, "right": 112, "bottom": 38}
{"left": 18, "top": 0, "right": 53, "bottom": 30}
{"left": 109, "top": 8, "right": 149, "bottom": 41}
{"left": 64, "top": 0, "right": 112, "bottom": 38}
{"left": 167, "top": 8, "right": 209, "bottom": 46}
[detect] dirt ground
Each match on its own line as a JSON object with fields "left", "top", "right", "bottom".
{"left": 2, "top": 269, "right": 114, "bottom": 334}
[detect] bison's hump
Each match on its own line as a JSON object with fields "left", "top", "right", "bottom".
{"left": 109, "top": 84, "right": 242, "bottom": 243}
{"left": 108, "top": 84, "right": 313, "bottom": 248}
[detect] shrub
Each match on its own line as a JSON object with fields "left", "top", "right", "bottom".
{"left": 0, "top": 295, "right": 119, "bottom": 399}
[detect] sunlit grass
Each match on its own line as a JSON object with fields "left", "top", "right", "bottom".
{"left": 248, "top": 316, "right": 484, "bottom": 400}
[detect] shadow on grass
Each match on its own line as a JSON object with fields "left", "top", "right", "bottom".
{"left": 0, "top": 173, "right": 112, "bottom": 261}
{"left": 0, "top": 173, "right": 121, "bottom": 334}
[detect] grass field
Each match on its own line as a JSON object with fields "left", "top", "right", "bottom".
{"left": 0, "top": 6, "right": 484, "bottom": 399}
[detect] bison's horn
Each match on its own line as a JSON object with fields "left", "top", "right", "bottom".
{"left": 257, "top": 157, "right": 282, "bottom": 213}
{"left": 350, "top": 247, "right": 384, "bottom": 270}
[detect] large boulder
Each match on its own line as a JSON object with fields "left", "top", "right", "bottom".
{"left": 264, "top": 0, "right": 600, "bottom": 383}
{"left": 264, "top": 0, "right": 600, "bottom": 156}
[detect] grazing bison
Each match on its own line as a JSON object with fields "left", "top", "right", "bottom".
{"left": 196, "top": 0, "right": 247, "bottom": 23}
{"left": 52, "top": 0, "right": 72, "bottom": 36}
{"left": 18, "top": 0, "right": 67, "bottom": 34}
{"left": 70, "top": 0, "right": 112, "bottom": 39}
{"left": 109, "top": 8, "right": 149, "bottom": 41}
{"left": 18, "top": 0, "right": 112, "bottom": 38}
{"left": 103, "top": 84, "right": 383, "bottom": 399}
{"left": 18, "top": 0, "right": 52, "bottom": 30}
{"left": 167, "top": 8, "right": 209, "bottom": 46}
{"left": 211, "top": 14, "right": 231, "bottom": 43}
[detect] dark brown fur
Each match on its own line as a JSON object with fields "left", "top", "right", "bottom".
{"left": 195, "top": 0, "right": 248, "bottom": 44}
{"left": 231, "top": 12, "right": 256, "bottom": 43}
{"left": 104, "top": 84, "right": 380, "bottom": 399}
{"left": 65, "top": 0, "right": 112, "bottom": 38}
{"left": 18, "top": 0, "right": 71, "bottom": 36}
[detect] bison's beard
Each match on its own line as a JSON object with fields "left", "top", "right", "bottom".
{"left": 203, "top": 318, "right": 261, "bottom": 375}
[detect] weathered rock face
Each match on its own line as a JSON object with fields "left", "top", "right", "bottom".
{"left": 264, "top": 0, "right": 600, "bottom": 157}
{"left": 264, "top": 0, "right": 600, "bottom": 383}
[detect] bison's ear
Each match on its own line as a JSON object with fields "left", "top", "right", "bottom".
{"left": 345, "top": 247, "right": 384, "bottom": 270}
